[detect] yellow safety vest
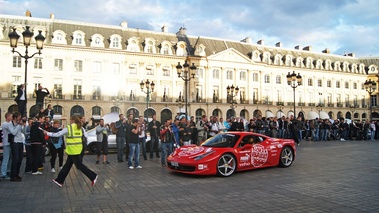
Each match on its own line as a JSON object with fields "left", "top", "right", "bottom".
{"left": 66, "top": 124, "right": 83, "bottom": 155}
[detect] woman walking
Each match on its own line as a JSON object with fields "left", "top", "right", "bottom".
{"left": 45, "top": 116, "right": 98, "bottom": 187}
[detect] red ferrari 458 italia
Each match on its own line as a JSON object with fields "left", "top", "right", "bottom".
{"left": 167, "top": 132, "right": 296, "bottom": 177}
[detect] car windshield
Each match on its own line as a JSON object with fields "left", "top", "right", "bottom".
{"left": 202, "top": 133, "right": 240, "bottom": 148}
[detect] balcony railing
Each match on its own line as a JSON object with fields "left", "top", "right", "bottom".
{"left": 327, "top": 103, "right": 334, "bottom": 107}
{"left": 337, "top": 103, "right": 343, "bottom": 107}
{"left": 308, "top": 103, "right": 315, "bottom": 106}
{"left": 298, "top": 102, "right": 305, "bottom": 106}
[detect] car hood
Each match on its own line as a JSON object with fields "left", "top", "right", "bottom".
{"left": 172, "top": 145, "right": 216, "bottom": 159}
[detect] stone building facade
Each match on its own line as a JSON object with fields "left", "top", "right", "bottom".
{"left": 0, "top": 13, "right": 378, "bottom": 124}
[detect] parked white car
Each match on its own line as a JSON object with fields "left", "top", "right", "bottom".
{"left": 85, "top": 128, "right": 160, "bottom": 154}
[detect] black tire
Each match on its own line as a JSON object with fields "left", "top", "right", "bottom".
{"left": 217, "top": 153, "right": 236, "bottom": 177}
{"left": 279, "top": 146, "right": 294, "bottom": 167}
{"left": 87, "top": 142, "right": 97, "bottom": 155}
{"left": 44, "top": 146, "right": 50, "bottom": 156}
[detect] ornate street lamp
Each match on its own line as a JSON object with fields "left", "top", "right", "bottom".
{"left": 226, "top": 85, "right": 239, "bottom": 117}
{"left": 9, "top": 26, "right": 45, "bottom": 117}
{"left": 364, "top": 79, "right": 377, "bottom": 121}
{"left": 140, "top": 79, "right": 155, "bottom": 120}
{"left": 277, "top": 103, "right": 284, "bottom": 117}
{"left": 316, "top": 104, "right": 323, "bottom": 118}
{"left": 286, "top": 71, "right": 302, "bottom": 119}
{"left": 176, "top": 60, "right": 196, "bottom": 118}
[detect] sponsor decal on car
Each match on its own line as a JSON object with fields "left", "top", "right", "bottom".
{"left": 251, "top": 144, "right": 268, "bottom": 167}
{"left": 240, "top": 153, "right": 250, "bottom": 162}
{"left": 178, "top": 146, "right": 206, "bottom": 157}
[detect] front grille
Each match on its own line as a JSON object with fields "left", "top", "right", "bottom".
{"left": 168, "top": 164, "right": 196, "bottom": 172}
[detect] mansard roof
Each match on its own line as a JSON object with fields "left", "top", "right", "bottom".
{"left": 0, "top": 14, "right": 377, "bottom": 70}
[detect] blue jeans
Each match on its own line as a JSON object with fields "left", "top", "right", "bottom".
{"left": 139, "top": 137, "right": 147, "bottom": 160}
{"left": 371, "top": 130, "right": 376, "bottom": 140}
{"left": 314, "top": 128, "right": 320, "bottom": 141}
{"left": 299, "top": 130, "right": 303, "bottom": 142}
{"left": 321, "top": 129, "right": 328, "bottom": 141}
{"left": 161, "top": 142, "right": 172, "bottom": 165}
{"left": 1, "top": 145, "right": 11, "bottom": 177}
{"left": 116, "top": 136, "right": 126, "bottom": 162}
{"left": 278, "top": 129, "right": 284, "bottom": 138}
{"left": 128, "top": 143, "right": 140, "bottom": 167}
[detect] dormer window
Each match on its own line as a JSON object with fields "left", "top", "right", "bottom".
{"left": 72, "top": 31, "right": 85, "bottom": 46}
{"left": 52, "top": 30, "right": 67, "bottom": 44}
{"left": 91, "top": 34, "right": 104, "bottom": 48}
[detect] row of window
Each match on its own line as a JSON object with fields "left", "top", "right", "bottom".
{"left": 12, "top": 56, "right": 367, "bottom": 90}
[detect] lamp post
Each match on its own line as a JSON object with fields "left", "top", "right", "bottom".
{"left": 277, "top": 104, "right": 284, "bottom": 117}
{"left": 364, "top": 79, "right": 377, "bottom": 121}
{"left": 140, "top": 79, "right": 155, "bottom": 120}
{"left": 226, "top": 85, "right": 239, "bottom": 117}
{"left": 286, "top": 71, "right": 302, "bottom": 119}
{"left": 8, "top": 26, "right": 45, "bottom": 117}
{"left": 316, "top": 104, "right": 323, "bottom": 118}
{"left": 350, "top": 105, "right": 356, "bottom": 121}
{"left": 176, "top": 60, "right": 196, "bottom": 118}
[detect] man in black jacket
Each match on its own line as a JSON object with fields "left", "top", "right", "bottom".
{"left": 35, "top": 85, "right": 50, "bottom": 110}
{"left": 115, "top": 114, "right": 128, "bottom": 162}
{"left": 14, "top": 84, "right": 26, "bottom": 117}
{"left": 148, "top": 115, "right": 161, "bottom": 159}
{"left": 30, "top": 114, "right": 46, "bottom": 175}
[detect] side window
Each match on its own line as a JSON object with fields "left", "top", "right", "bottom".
{"left": 240, "top": 135, "right": 265, "bottom": 147}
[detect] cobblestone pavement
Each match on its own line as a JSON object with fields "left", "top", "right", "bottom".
{"left": 0, "top": 140, "right": 378, "bottom": 213}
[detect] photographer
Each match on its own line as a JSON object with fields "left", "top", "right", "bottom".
{"left": 8, "top": 112, "right": 24, "bottom": 182}
{"left": 35, "top": 85, "right": 50, "bottom": 110}
{"left": 95, "top": 119, "right": 111, "bottom": 164}
{"left": 160, "top": 119, "right": 173, "bottom": 167}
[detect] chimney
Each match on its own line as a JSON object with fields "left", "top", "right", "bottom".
{"left": 294, "top": 45, "right": 301, "bottom": 50}
{"left": 322, "top": 48, "right": 330, "bottom": 54}
{"left": 25, "top": 10, "right": 32, "bottom": 17}
{"left": 240, "top": 37, "right": 251, "bottom": 43}
{"left": 257, "top": 39, "right": 264, "bottom": 45}
{"left": 345, "top": 53, "right": 355, "bottom": 57}
{"left": 303, "top": 46, "right": 312, "bottom": 51}
{"left": 50, "top": 13, "right": 55, "bottom": 19}
{"left": 120, "top": 21, "right": 128, "bottom": 28}
{"left": 161, "top": 25, "right": 168, "bottom": 33}
{"left": 177, "top": 27, "right": 186, "bottom": 35}
{"left": 275, "top": 42, "right": 282, "bottom": 47}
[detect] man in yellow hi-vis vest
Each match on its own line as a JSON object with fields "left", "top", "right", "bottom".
{"left": 45, "top": 116, "right": 98, "bottom": 187}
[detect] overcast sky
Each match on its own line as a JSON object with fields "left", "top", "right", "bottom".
{"left": 1, "top": 0, "right": 378, "bottom": 57}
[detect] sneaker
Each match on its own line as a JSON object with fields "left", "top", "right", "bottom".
{"left": 2, "top": 175, "right": 11, "bottom": 180}
{"left": 51, "top": 168, "right": 56, "bottom": 173}
{"left": 136, "top": 166, "right": 142, "bottom": 169}
{"left": 128, "top": 166, "right": 134, "bottom": 169}
{"left": 95, "top": 161, "right": 99, "bottom": 164}
{"left": 53, "top": 179, "right": 63, "bottom": 187}
{"left": 92, "top": 175, "right": 98, "bottom": 187}
{"left": 32, "top": 171, "right": 43, "bottom": 175}
{"left": 103, "top": 161, "right": 110, "bottom": 164}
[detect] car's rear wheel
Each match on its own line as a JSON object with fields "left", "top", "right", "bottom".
{"left": 87, "top": 143, "right": 97, "bottom": 155}
{"left": 279, "top": 146, "right": 294, "bottom": 167}
{"left": 217, "top": 153, "right": 236, "bottom": 177}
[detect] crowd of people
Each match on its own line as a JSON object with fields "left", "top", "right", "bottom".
{"left": 2, "top": 97, "right": 377, "bottom": 185}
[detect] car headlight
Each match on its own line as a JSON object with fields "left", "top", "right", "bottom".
{"left": 192, "top": 150, "right": 215, "bottom": 161}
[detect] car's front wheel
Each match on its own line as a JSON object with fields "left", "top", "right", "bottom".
{"left": 217, "top": 153, "right": 236, "bottom": 177}
{"left": 279, "top": 146, "right": 294, "bottom": 167}
{"left": 87, "top": 143, "right": 97, "bottom": 155}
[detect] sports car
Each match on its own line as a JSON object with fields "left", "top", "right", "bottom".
{"left": 167, "top": 132, "right": 296, "bottom": 177}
